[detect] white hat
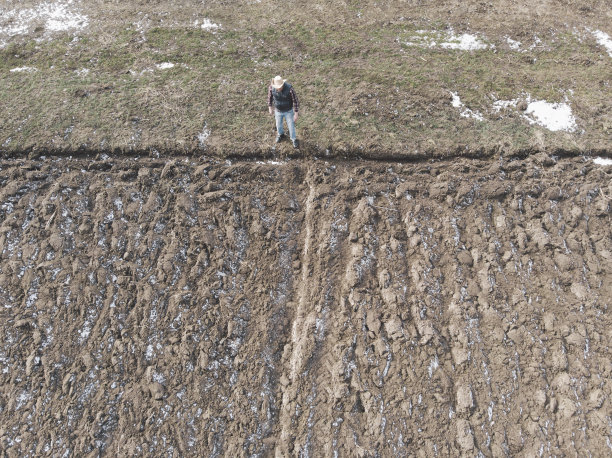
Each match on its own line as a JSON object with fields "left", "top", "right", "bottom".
{"left": 271, "top": 75, "right": 286, "bottom": 89}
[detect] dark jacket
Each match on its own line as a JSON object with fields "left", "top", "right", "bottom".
{"left": 268, "top": 83, "right": 299, "bottom": 113}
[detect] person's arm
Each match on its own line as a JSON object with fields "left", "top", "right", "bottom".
{"left": 290, "top": 87, "right": 300, "bottom": 121}
{"left": 267, "top": 86, "right": 274, "bottom": 114}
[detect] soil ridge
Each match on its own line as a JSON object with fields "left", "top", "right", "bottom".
{"left": 2, "top": 145, "right": 610, "bottom": 164}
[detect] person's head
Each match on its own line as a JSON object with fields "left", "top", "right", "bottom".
{"left": 271, "top": 75, "right": 286, "bottom": 90}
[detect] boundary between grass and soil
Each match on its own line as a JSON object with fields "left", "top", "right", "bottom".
{"left": 1, "top": 146, "right": 610, "bottom": 165}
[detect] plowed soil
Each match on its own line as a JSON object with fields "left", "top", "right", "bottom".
{"left": 1, "top": 153, "right": 611, "bottom": 456}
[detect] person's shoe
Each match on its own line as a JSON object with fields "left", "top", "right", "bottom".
{"left": 292, "top": 139, "right": 299, "bottom": 149}
{"left": 275, "top": 134, "right": 284, "bottom": 143}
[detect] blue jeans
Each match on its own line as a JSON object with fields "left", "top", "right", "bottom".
{"left": 275, "top": 109, "right": 296, "bottom": 141}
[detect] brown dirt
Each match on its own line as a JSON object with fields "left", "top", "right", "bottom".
{"left": 0, "top": 152, "right": 610, "bottom": 456}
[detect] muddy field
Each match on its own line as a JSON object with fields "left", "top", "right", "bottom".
{"left": 0, "top": 152, "right": 610, "bottom": 456}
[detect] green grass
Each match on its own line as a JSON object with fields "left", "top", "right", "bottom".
{"left": 0, "top": 16, "right": 610, "bottom": 159}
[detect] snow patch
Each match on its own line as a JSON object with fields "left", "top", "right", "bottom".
{"left": 197, "top": 18, "right": 221, "bottom": 33}
{"left": 450, "top": 92, "right": 484, "bottom": 121}
{"left": 0, "top": 1, "right": 89, "bottom": 44}
{"left": 130, "top": 68, "right": 152, "bottom": 77}
{"left": 493, "top": 94, "right": 578, "bottom": 132}
{"left": 79, "top": 323, "right": 91, "bottom": 342}
{"left": 256, "top": 160, "right": 287, "bottom": 165}
{"left": 529, "top": 35, "right": 544, "bottom": 50}
{"left": 593, "top": 157, "right": 612, "bottom": 166}
{"left": 524, "top": 100, "right": 577, "bottom": 132}
{"left": 404, "top": 29, "right": 492, "bottom": 51}
{"left": 156, "top": 62, "right": 175, "bottom": 70}
{"left": 197, "top": 123, "right": 210, "bottom": 147}
{"left": 428, "top": 355, "right": 439, "bottom": 378}
{"left": 10, "top": 67, "right": 38, "bottom": 73}
{"left": 152, "top": 371, "right": 166, "bottom": 384}
{"left": 506, "top": 37, "right": 522, "bottom": 50}
{"left": 15, "top": 391, "right": 32, "bottom": 410}
{"left": 440, "top": 32, "right": 491, "bottom": 50}
{"left": 492, "top": 98, "right": 519, "bottom": 111}
{"left": 591, "top": 30, "right": 612, "bottom": 57}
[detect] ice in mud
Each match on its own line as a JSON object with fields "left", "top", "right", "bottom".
{"left": 0, "top": 153, "right": 610, "bottom": 456}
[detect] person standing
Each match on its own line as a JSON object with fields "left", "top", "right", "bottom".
{"left": 268, "top": 75, "right": 300, "bottom": 148}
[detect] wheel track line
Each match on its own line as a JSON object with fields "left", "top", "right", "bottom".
{"left": 290, "top": 169, "right": 317, "bottom": 381}
{"left": 278, "top": 165, "right": 318, "bottom": 452}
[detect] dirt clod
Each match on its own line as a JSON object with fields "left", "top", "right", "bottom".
{"left": 0, "top": 154, "right": 610, "bottom": 456}
{"left": 148, "top": 382, "right": 165, "bottom": 401}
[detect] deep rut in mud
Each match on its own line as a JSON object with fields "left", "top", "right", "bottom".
{"left": 0, "top": 153, "right": 610, "bottom": 456}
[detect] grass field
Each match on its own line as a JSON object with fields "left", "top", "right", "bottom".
{"left": 1, "top": 0, "right": 611, "bottom": 158}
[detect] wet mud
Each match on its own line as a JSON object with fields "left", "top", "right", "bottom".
{"left": 0, "top": 153, "right": 610, "bottom": 456}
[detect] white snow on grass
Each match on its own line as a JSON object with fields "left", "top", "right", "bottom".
{"left": 44, "top": 2, "right": 88, "bottom": 32}
{"left": 524, "top": 100, "right": 577, "bottom": 132}
{"left": 591, "top": 30, "right": 612, "bottom": 57}
{"left": 197, "top": 18, "right": 221, "bottom": 33}
{"left": 492, "top": 98, "right": 519, "bottom": 111}
{"left": 130, "top": 68, "right": 152, "bottom": 77}
{"left": 256, "top": 160, "right": 287, "bottom": 165}
{"left": 0, "top": 1, "right": 88, "bottom": 44}
{"left": 131, "top": 63, "right": 189, "bottom": 76}
{"left": 156, "top": 62, "right": 175, "bottom": 70}
{"left": 440, "top": 32, "right": 491, "bottom": 50}
{"left": 529, "top": 35, "right": 544, "bottom": 50}
{"left": 10, "top": 66, "right": 38, "bottom": 73}
{"left": 403, "top": 29, "right": 492, "bottom": 51}
{"left": 506, "top": 37, "right": 522, "bottom": 50}
{"left": 593, "top": 157, "right": 612, "bottom": 166}
{"left": 197, "top": 123, "right": 210, "bottom": 147}
{"left": 450, "top": 92, "right": 484, "bottom": 121}
{"left": 493, "top": 94, "right": 578, "bottom": 132}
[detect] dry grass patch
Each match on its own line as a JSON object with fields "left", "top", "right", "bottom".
{"left": 1, "top": 0, "right": 611, "bottom": 158}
